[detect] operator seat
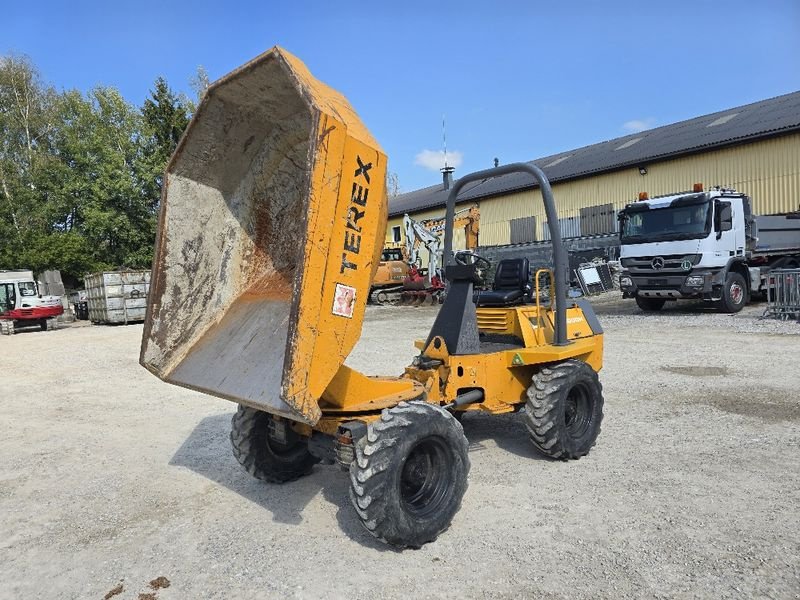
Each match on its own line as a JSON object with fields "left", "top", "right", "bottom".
{"left": 474, "top": 258, "right": 531, "bottom": 307}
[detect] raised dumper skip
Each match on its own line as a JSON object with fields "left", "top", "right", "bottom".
{"left": 140, "top": 46, "right": 606, "bottom": 548}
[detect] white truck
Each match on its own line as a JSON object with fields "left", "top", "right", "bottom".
{"left": 617, "top": 185, "right": 800, "bottom": 313}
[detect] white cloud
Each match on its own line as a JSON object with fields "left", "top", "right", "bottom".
{"left": 622, "top": 118, "right": 656, "bottom": 133}
{"left": 414, "top": 149, "right": 464, "bottom": 172}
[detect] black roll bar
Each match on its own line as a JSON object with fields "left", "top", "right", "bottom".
{"left": 442, "top": 163, "right": 570, "bottom": 346}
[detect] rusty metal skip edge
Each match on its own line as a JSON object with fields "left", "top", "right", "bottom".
{"left": 140, "top": 46, "right": 419, "bottom": 425}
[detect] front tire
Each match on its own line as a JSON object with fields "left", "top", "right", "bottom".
{"left": 230, "top": 405, "right": 319, "bottom": 483}
{"left": 635, "top": 296, "right": 666, "bottom": 311}
{"left": 719, "top": 272, "right": 747, "bottom": 313}
{"left": 349, "top": 401, "right": 469, "bottom": 548}
{"left": 524, "top": 360, "right": 604, "bottom": 459}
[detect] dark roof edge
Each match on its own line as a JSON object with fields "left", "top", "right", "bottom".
{"left": 388, "top": 197, "right": 477, "bottom": 218}
{"left": 462, "top": 126, "right": 800, "bottom": 202}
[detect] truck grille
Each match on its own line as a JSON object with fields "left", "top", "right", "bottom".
{"left": 621, "top": 254, "right": 700, "bottom": 273}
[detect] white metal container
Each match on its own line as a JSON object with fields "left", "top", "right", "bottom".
{"left": 84, "top": 270, "right": 151, "bottom": 324}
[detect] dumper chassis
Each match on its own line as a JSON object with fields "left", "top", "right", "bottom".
{"left": 141, "top": 47, "right": 605, "bottom": 549}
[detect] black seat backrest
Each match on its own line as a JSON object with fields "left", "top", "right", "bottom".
{"left": 493, "top": 258, "right": 530, "bottom": 291}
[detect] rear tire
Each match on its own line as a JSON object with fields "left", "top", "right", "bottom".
{"left": 524, "top": 360, "right": 604, "bottom": 459}
{"left": 635, "top": 296, "right": 666, "bottom": 311}
{"left": 349, "top": 401, "right": 469, "bottom": 548}
{"left": 719, "top": 272, "right": 747, "bottom": 313}
{"left": 230, "top": 405, "right": 318, "bottom": 483}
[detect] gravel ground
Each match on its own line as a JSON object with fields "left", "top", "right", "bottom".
{"left": 1, "top": 294, "right": 799, "bottom": 599}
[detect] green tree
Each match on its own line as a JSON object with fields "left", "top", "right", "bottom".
{"left": 0, "top": 53, "right": 59, "bottom": 274}
{"left": 48, "top": 87, "right": 152, "bottom": 272}
{"left": 138, "top": 77, "right": 191, "bottom": 210}
{"left": 189, "top": 65, "right": 210, "bottom": 104}
{"left": 387, "top": 171, "right": 401, "bottom": 198}
{"left": 0, "top": 55, "right": 192, "bottom": 284}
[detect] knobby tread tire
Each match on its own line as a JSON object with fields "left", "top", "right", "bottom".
{"left": 230, "top": 405, "right": 318, "bottom": 484}
{"left": 719, "top": 272, "right": 747, "bottom": 314}
{"left": 523, "top": 359, "right": 604, "bottom": 460}
{"left": 635, "top": 296, "right": 666, "bottom": 312}
{"left": 349, "top": 401, "right": 469, "bottom": 549}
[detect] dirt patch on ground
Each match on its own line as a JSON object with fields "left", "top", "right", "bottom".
{"left": 700, "top": 393, "right": 800, "bottom": 423}
{"left": 148, "top": 576, "right": 171, "bottom": 590}
{"left": 103, "top": 584, "right": 123, "bottom": 599}
{"left": 662, "top": 365, "right": 729, "bottom": 377}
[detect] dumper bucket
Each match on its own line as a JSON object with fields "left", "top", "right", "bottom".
{"left": 140, "top": 47, "right": 387, "bottom": 425}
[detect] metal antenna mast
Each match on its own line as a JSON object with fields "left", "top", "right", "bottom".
{"left": 442, "top": 114, "right": 448, "bottom": 168}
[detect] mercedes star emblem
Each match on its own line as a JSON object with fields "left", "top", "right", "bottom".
{"left": 651, "top": 256, "right": 665, "bottom": 270}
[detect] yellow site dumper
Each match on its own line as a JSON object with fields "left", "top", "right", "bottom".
{"left": 141, "top": 47, "right": 605, "bottom": 548}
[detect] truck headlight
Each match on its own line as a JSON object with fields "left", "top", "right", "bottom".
{"left": 686, "top": 275, "right": 704, "bottom": 286}
{"left": 620, "top": 276, "right": 633, "bottom": 288}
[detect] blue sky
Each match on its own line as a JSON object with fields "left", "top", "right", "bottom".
{"left": 6, "top": 0, "right": 800, "bottom": 192}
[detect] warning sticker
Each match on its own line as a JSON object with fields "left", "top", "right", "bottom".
{"left": 332, "top": 283, "right": 357, "bottom": 318}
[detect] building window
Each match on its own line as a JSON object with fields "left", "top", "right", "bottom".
{"left": 392, "top": 225, "right": 401, "bottom": 242}
{"left": 541, "top": 216, "right": 581, "bottom": 240}
{"left": 510, "top": 216, "right": 536, "bottom": 244}
{"left": 579, "top": 203, "right": 616, "bottom": 235}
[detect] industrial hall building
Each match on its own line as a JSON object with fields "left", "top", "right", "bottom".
{"left": 385, "top": 90, "right": 800, "bottom": 260}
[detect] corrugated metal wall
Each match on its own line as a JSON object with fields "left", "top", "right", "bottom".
{"left": 509, "top": 216, "right": 537, "bottom": 244}
{"left": 460, "top": 133, "right": 800, "bottom": 245}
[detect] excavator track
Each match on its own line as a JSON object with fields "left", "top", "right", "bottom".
{"left": 400, "top": 289, "right": 444, "bottom": 306}
{"left": 369, "top": 286, "right": 404, "bottom": 305}
{"left": 0, "top": 320, "right": 15, "bottom": 335}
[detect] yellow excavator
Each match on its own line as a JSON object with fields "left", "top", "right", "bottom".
{"left": 370, "top": 206, "right": 480, "bottom": 305}
{"left": 369, "top": 247, "right": 409, "bottom": 304}
{"left": 140, "top": 47, "right": 605, "bottom": 549}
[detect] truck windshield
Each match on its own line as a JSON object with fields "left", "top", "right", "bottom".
{"left": 620, "top": 198, "right": 712, "bottom": 244}
{"left": 19, "top": 281, "right": 37, "bottom": 296}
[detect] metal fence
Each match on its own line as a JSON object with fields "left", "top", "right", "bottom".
{"left": 764, "top": 269, "right": 800, "bottom": 320}
{"left": 574, "top": 262, "right": 615, "bottom": 296}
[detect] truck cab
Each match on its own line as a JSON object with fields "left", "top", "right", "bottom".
{"left": 1, "top": 272, "right": 38, "bottom": 314}
{"left": 617, "top": 186, "right": 753, "bottom": 312}
{"left": 0, "top": 270, "right": 64, "bottom": 333}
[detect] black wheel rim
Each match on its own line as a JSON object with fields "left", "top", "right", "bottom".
{"left": 265, "top": 426, "right": 301, "bottom": 458}
{"left": 400, "top": 437, "right": 452, "bottom": 517}
{"left": 267, "top": 437, "right": 297, "bottom": 456}
{"left": 564, "top": 383, "right": 592, "bottom": 439}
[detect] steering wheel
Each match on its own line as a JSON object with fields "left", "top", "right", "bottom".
{"left": 454, "top": 251, "right": 491, "bottom": 270}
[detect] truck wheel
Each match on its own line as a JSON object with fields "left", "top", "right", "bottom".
{"left": 349, "top": 401, "right": 469, "bottom": 548}
{"left": 230, "top": 405, "right": 319, "bottom": 483}
{"left": 719, "top": 272, "right": 747, "bottom": 313}
{"left": 635, "top": 296, "right": 666, "bottom": 311}
{"left": 524, "top": 360, "right": 604, "bottom": 459}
